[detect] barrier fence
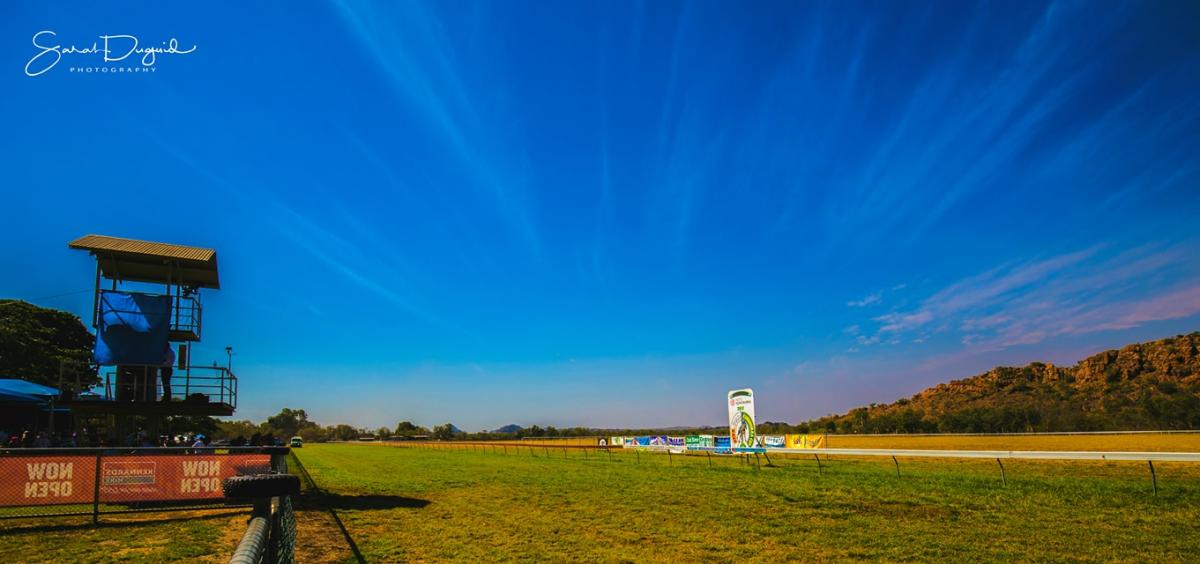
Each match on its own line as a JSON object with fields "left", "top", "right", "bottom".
{"left": 0, "top": 446, "right": 289, "bottom": 521}
{"left": 225, "top": 470, "right": 299, "bottom": 564}
{"left": 388, "top": 440, "right": 1200, "bottom": 495}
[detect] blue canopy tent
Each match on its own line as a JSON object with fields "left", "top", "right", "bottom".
{"left": 0, "top": 379, "right": 66, "bottom": 436}
{"left": 0, "top": 379, "right": 59, "bottom": 399}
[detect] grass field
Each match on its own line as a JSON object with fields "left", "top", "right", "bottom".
{"left": 293, "top": 441, "right": 1200, "bottom": 562}
{"left": 0, "top": 509, "right": 245, "bottom": 563}
{"left": 2, "top": 434, "right": 1198, "bottom": 562}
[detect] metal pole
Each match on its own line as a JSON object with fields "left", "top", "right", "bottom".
{"left": 892, "top": 456, "right": 900, "bottom": 478}
{"left": 707, "top": 451, "right": 712, "bottom": 468}
{"left": 814, "top": 454, "right": 822, "bottom": 477}
{"left": 997, "top": 458, "right": 1006, "bottom": 487}
{"left": 1149, "top": 460, "right": 1158, "bottom": 496}
{"left": 92, "top": 453, "right": 102, "bottom": 524}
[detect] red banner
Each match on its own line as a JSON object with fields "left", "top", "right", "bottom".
{"left": 99, "top": 454, "right": 270, "bottom": 502}
{"left": 0, "top": 456, "right": 96, "bottom": 506}
{"left": 0, "top": 454, "right": 271, "bottom": 507}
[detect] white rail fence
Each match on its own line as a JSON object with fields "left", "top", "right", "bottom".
{"left": 777, "top": 448, "right": 1200, "bottom": 462}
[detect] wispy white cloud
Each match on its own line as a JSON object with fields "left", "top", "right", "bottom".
{"left": 331, "top": 1, "right": 542, "bottom": 257}
{"left": 847, "top": 293, "right": 881, "bottom": 307}
{"left": 859, "top": 242, "right": 1200, "bottom": 351}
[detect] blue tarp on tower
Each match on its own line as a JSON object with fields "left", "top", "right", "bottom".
{"left": 94, "top": 291, "right": 171, "bottom": 366}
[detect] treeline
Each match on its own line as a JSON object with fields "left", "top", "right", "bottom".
{"left": 211, "top": 411, "right": 811, "bottom": 443}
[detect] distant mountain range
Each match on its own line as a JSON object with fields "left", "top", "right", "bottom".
{"left": 805, "top": 332, "right": 1200, "bottom": 433}
{"left": 491, "top": 424, "right": 523, "bottom": 434}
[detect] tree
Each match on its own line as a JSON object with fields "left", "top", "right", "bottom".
{"left": 395, "top": 420, "right": 421, "bottom": 435}
{"left": 376, "top": 426, "right": 392, "bottom": 439}
{"left": 265, "top": 408, "right": 316, "bottom": 438}
{"left": 0, "top": 300, "right": 95, "bottom": 388}
{"left": 298, "top": 426, "right": 328, "bottom": 443}
{"left": 328, "top": 424, "right": 358, "bottom": 441}
{"left": 165, "top": 415, "right": 219, "bottom": 438}
{"left": 217, "top": 419, "right": 262, "bottom": 440}
{"left": 432, "top": 423, "right": 456, "bottom": 440}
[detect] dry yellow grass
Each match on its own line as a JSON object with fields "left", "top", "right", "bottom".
{"left": 826, "top": 432, "right": 1200, "bottom": 452}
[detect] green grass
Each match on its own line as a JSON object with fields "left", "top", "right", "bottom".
{"left": 295, "top": 443, "right": 1200, "bottom": 562}
{"left": 0, "top": 509, "right": 246, "bottom": 562}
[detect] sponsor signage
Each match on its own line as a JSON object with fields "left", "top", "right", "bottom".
{"left": 762, "top": 435, "right": 786, "bottom": 448}
{"left": 1, "top": 456, "right": 96, "bottom": 505}
{"left": 0, "top": 454, "right": 270, "bottom": 507}
{"left": 728, "top": 388, "right": 756, "bottom": 448}
{"left": 784, "top": 434, "right": 827, "bottom": 449}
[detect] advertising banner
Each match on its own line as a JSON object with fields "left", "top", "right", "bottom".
{"left": 784, "top": 434, "right": 827, "bottom": 449}
{"left": 610, "top": 436, "right": 625, "bottom": 447}
{"left": 762, "top": 435, "right": 786, "bottom": 448}
{"left": 99, "top": 454, "right": 270, "bottom": 502}
{"left": 0, "top": 453, "right": 271, "bottom": 507}
{"left": 714, "top": 436, "right": 731, "bottom": 448}
{"left": 649, "top": 436, "right": 668, "bottom": 447}
{"left": 728, "top": 388, "right": 756, "bottom": 448}
{"left": 635, "top": 437, "right": 651, "bottom": 447}
{"left": 0, "top": 456, "right": 97, "bottom": 506}
{"left": 686, "top": 435, "right": 715, "bottom": 449}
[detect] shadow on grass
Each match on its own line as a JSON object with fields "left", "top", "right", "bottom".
{"left": 297, "top": 492, "right": 430, "bottom": 511}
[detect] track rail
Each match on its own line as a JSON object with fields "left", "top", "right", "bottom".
{"left": 773, "top": 448, "right": 1200, "bottom": 462}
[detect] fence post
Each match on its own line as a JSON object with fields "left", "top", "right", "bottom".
{"left": 636, "top": 450, "right": 640, "bottom": 464}
{"left": 1149, "top": 460, "right": 1158, "bottom": 496}
{"left": 997, "top": 458, "right": 1006, "bottom": 487}
{"left": 707, "top": 451, "right": 712, "bottom": 468}
{"left": 892, "top": 456, "right": 900, "bottom": 478}
{"left": 668, "top": 450, "right": 672, "bottom": 466}
{"left": 92, "top": 453, "right": 102, "bottom": 524}
{"left": 814, "top": 454, "right": 822, "bottom": 477}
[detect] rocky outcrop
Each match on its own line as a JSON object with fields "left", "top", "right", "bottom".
{"left": 806, "top": 333, "right": 1200, "bottom": 433}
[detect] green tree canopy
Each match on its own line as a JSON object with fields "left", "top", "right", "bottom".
{"left": 432, "top": 423, "right": 456, "bottom": 440}
{"left": 395, "top": 420, "right": 430, "bottom": 436}
{"left": 0, "top": 300, "right": 94, "bottom": 387}
{"left": 265, "top": 407, "right": 317, "bottom": 438}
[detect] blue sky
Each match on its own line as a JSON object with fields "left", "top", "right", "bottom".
{"left": 3, "top": 1, "right": 1199, "bottom": 430}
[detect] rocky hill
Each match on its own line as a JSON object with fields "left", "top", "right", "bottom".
{"left": 806, "top": 332, "right": 1200, "bottom": 433}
